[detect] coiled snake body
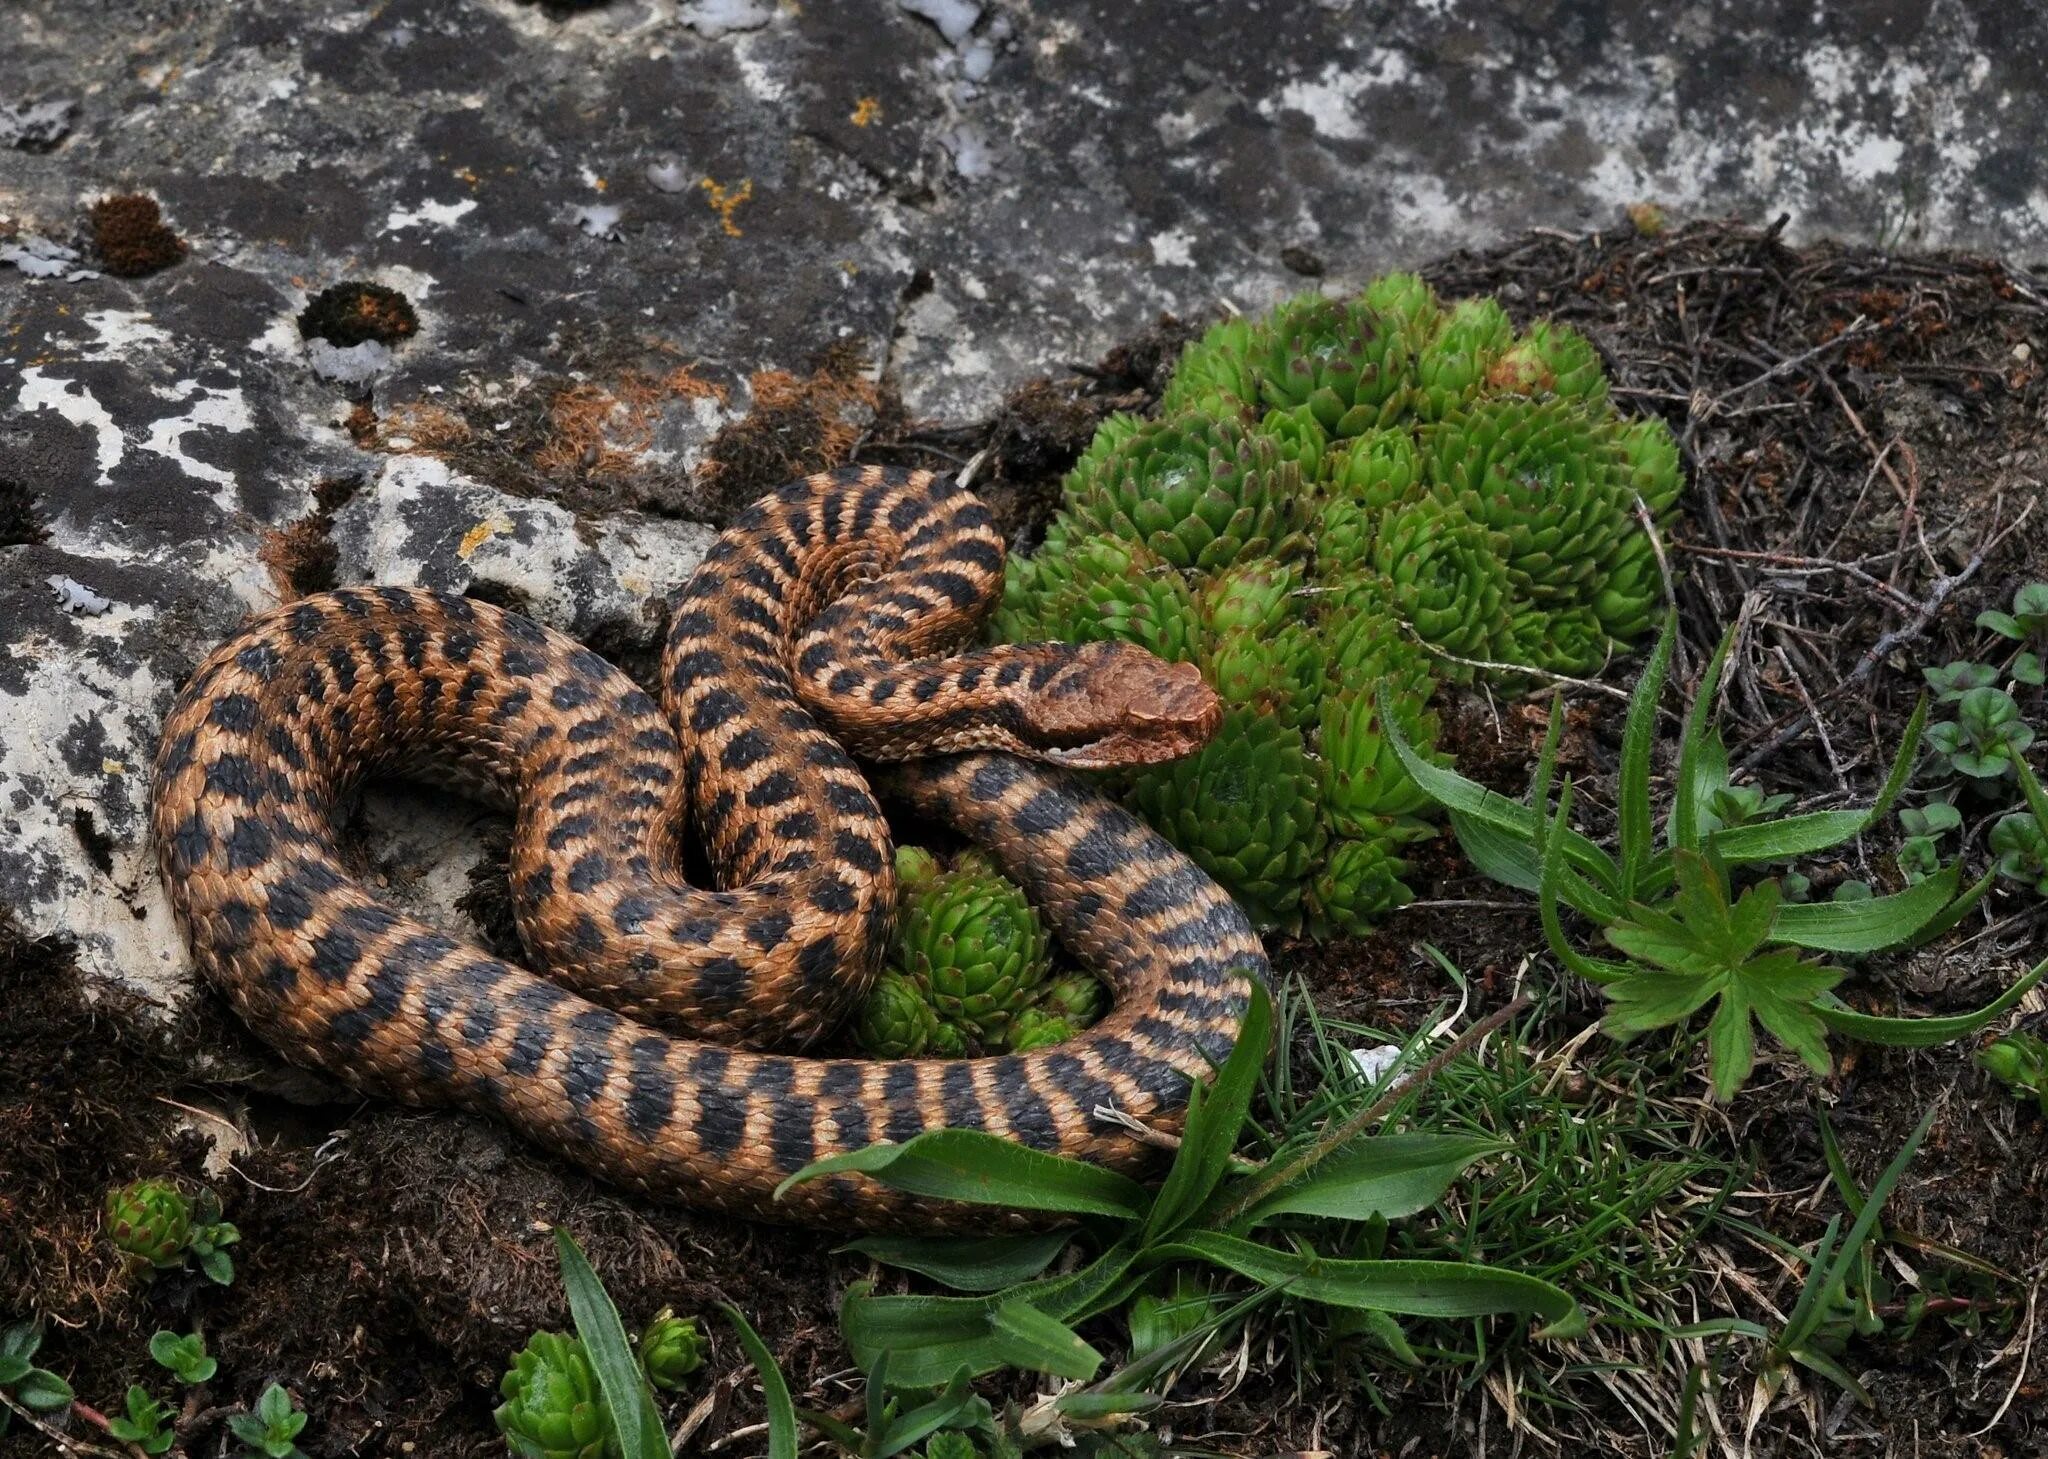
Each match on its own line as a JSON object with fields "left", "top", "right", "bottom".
{"left": 153, "top": 467, "right": 1266, "bottom": 1227}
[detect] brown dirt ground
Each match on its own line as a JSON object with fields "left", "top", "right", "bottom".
{"left": 5, "top": 217, "right": 2047, "bottom": 1458}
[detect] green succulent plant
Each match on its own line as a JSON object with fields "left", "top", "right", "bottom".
{"left": 1977, "top": 582, "right": 2048, "bottom": 687}
{"left": 1507, "top": 602, "right": 1611, "bottom": 676}
{"left": 1979, "top": 1032, "right": 2048, "bottom": 1114}
{"left": 1057, "top": 411, "right": 1307, "bottom": 572}
{"left": 1306, "top": 828, "right": 1422, "bottom": 938}
{"left": 1426, "top": 397, "right": 1653, "bottom": 605}
{"left": 855, "top": 968, "right": 941, "bottom": 1058}
{"left": 1258, "top": 405, "right": 1329, "bottom": 479}
{"left": 1369, "top": 495, "right": 1514, "bottom": 668}
{"left": 1008, "top": 1008, "right": 1079, "bottom": 1052}
{"left": 1038, "top": 972, "right": 1109, "bottom": 1027}
{"left": 1129, "top": 707, "right": 1326, "bottom": 931}
{"left": 1252, "top": 292, "right": 1421, "bottom": 437}
{"left": 1361, "top": 270, "right": 1443, "bottom": 341}
{"left": 1322, "top": 428, "right": 1423, "bottom": 516}
{"left": 897, "top": 850, "right": 1053, "bottom": 1044}
{"left": 1486, "top": 320, "right": 1608, "bottom": 403}
{"left": 1159, "top": 317, "right": 1260, "bottom": 419}
{"left": 994, "top": 533, "right": 1204, "bottom": 665}
{"left": 1413, "top": 296, "right": 1513, "bottom": 420}
{"left": 105, "top": 1179, "right": 191, "bottom": 1270}
{"left": 496, "top": 1333, "right": 613, "bottom": 1459}
{"left": 636, "top": 1308, "right": 705, "bottom": 1391}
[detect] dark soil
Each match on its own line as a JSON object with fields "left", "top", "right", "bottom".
{"left": 6, "top": 219, "right": 2047, "bottom": 1458}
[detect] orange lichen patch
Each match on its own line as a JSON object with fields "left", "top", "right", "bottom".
{"left": 850, "top": 96, "right": 882, "bottom": 127}
{"left": 532, "top": 367, "right": 734, "bottom": 478}
{"left": 88, "top": 194, "right": 187, "bottom": 277}
{"left": 697, "top": 343, "right": 882, "bottom": 512}
{"left": 699, "top": 177, "right": 754, "bottom": 238}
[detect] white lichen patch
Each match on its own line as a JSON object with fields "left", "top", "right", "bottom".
{"left": 139, "top": 380, "right": 254, "bottom": 505}
{"left": 0, "top": 601, "right": 191, "bottom": 1007}
{"left": 332, "top": 457, "right": 717, "bottom": 638}
{"left": 17, "top": 368, "right": 126, "bottom": 483}
{"left": 384, "top": 197, "right": 478, "bottom": 233}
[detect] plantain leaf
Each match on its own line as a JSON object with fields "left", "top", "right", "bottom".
{"left": 1771, "top": 862, "right": 1960, "bottom": 952}
{"left": 555, "top": 1230, "right": 668, "bottom": 1459}
{"left": 1154, "top": 1231, "right": 1586, "bottom": 1339}
{"left": 843, "top": 1230, "right": 1074, "bottom": 1292}
{"left": 1235, "top": 1133, "right": 1501, "bottom": 1226}
{"left": 1146, "top": 980, "right": 1271, "bottom": 1243}
{"left": 777, "top": 1129, "right": 1148, "bottom": 1218}
{"left": 1812, "top": 956, "right": 2047, "bottom": 1047}
{"left": 719, "top": 1302, "right": 798, "bottom": 1459}
{"left": 1619, "top": 611, "right": 1677, "bottom": 899}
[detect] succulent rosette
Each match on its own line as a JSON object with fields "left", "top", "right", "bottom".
{"left": 1058, "top": 411, "right": 1307, "bottom": 572}
{"left": 1252, "top": 293, "right": 1419, "bottom": 437}
{"left": 1369, "top": 496, "right": 1514, "bottom": 668}
{"left": 897, "top": 850, "right": 1053, "bottom": 1045}
{"left": 637, "top": 1309, "right": 706, "bottom": 1391}
{"left": 1129, "top": 707, "right": 1326, "bottom": 932}
{"left": 854, "top": 968, "right": 940, "bottom": 1058}
{"left": 994, "top": 533, "right": 1204, "bottom": 665}
{"left": 105, "top": 1179, "right": 191, "bottom": 1269}
{"left": 1413, "top": 296, "right": 1514, "bottom": 421}
{"left": 1306, "top": 828, "right": 1422, "bottom": 939}
{"left": 496, "top": 1333, "right": 613, "bottom": 1459}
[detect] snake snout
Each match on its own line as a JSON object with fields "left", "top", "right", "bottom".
{"left": 1036, "top": 647, "right": 1222, "bottom": 770}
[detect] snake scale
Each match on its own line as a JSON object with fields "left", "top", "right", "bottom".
{"left": 153, "top": 466, "right": 1268, "bottom": 1227}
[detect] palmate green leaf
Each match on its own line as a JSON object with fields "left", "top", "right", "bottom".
{"left": 1146, "top": 979, "right": 1271, "bottom": 1243}
{"left": 1235, "top": 1133, "right": 1501, "bottom": 1226}
{"left": 843, "top": 1229, "right": 1074, "bottom": 1291}
{"left": 719, "top": 1303, "right": 798, "bottom": 1459}
{"left": 1152, "top": 1231, "right": 1586, "bottom": 1339}
{"left": 1603, "top": 970, "right": 1725, "bottom": 1037}
{"left": 1618, "top": 612, "right": 1678, "bottom": 899}
{"left": 840, "top": 1241, "right": 1139, "bottom": 1387}
{"left": 1812, "top": 955, "right": 2048, "bottom": 1048}
{"left": 1382, "top": 684, "right": 1621, "bottom": 893}
{"left": 777, "top": 1128, "right": 1149, "bottom": 1219}
{"left": 554, "top": 1230, "right": 668, "bottom": 1459}
{"left": 1772, "top": 862, "right": 1961, "bottom": 952}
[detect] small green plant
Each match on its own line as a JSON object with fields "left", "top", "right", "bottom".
{"left": 1922, "top": 660, "right": 1997, "bottom": 702}
{"left": 1681, "top": 1106, "right": 1938, "bottom": 1415}
{"left": 105, "top": 1385, "right": 176, "bottom": 1454}
{"left": 104, "top": 1178, "right": 239, "bottom": 1284}
{"left": 497, "top": 1231, "right": 675, "bottom": 1459}
{"left": 228, "top": 1382, "right": 308, "bottom": 1459}
{"left": 1979, "top": 1032, "right": 2048, "bottom": 1113}
{"left": 1600, "top": 850, "right": 1843, "bottom": 1100}
{"left": 1976, "top": 581, "right": 2048, "bottom": 686}
{"left": 1990, "top": 811, "right": 2048, "bottom": 894}
{"left": 1895, "top": 802, "right": 1961, "bottom": 883}
{"left": 1925, "top": 686, "right": 2033, "bottom": 785}
{"left": 150, "top": 1328, "right": 218, "bottom": 1384}
{"left": 783, "top": 980, "right": 1584, "bottom": 1393}
{"left": 0, "top": 1322, "right": 75, "bottom": 1436}
{"left": 1385, "top": 614, "right": 2045, "bottom": 1096}
{"left": 636, "top": 1308, "right": 704, "bottom": 1392}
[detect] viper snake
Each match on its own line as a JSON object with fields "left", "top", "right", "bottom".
{"left": 153, "top": 466, "right": 1268, "bottom": 1227}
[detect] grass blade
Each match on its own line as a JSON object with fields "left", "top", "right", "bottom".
{"left": 553, "top": 1230, "right": 668, "bottom": 1459}
{"left": 1619, "top": 611, "right": 1677, "bottom": 899}
{"left": 1673, "top": 621, "right": 1737, "bottom": 851}
{"left": 719, "top": 1302, "right": 798, "bottom": 1459}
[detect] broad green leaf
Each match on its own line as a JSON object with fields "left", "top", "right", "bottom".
{"left": 1146, "top": 980, "right": 1271, "bottom": 1243}
{"left": 1704, "top": 986, "right": 1759, "bottom": 1098}
{"left": 1772, "top": 862, "right": 1960, "bottom": 952}
{"left": 1619, "top": 612, "right": 1677, "bottom": 899}
{"left": 988, "top": 1299, "right": 1104, "bottom": 1379}
{"left": 14, "top": 1368, "right": 73, "bottom": 1412}
{"left": 871, "top": 1368, "right": 987, "bottom": 1458}
{"left": 843, "top": 1229, "right": 1073, "bottom": 1291}
{"left": 1236, "top": 1133, "right": 1501, "bottom": 1226}
{"left": 1906, "top": 866, "right": 1994, "bottom": 950}
{"left": 1458, "top": 811, "right": 1621, "bottom": 922}
{"left": 719, "top": 1303, "right": 798, "bottom": 1459}
{"left": 0, "top": 1356, "right": 28, "bottom": 1385}
{"left": 840, "top": 1241, "right": 1140, "bottom": 1386}
{"left": 2016, "top": 753, "right": 2048, "bottom": 832}
{"left": 1812, "top": 956, "right": 2048, "bottom": 1047}
{"left": 778, "top": 1129, "right": 1148, "bottom": 1218}
{"left": 555, "top": 1230, "right": 667, "bottom": 1459}
{"left": 1603, "top": 970, "right": 1726, "bottom": 1037}
{"left": 1672, "top": 620, "right": 1739, "bottom": 853}
{"left": 1382, "top": 686, "right": 1620, "bottom": 892}
{"left": 1540, "top": 783, "right": 1634, "bottom": 984}
{"left": 1154, "top": 1231, "right": 1586, "bottom": 1339}
{"left": 1710, "top": 810, "right": 1870, "bottom": 864}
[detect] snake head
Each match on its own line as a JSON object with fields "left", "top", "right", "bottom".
{"left": 1026, "top": 642, "right": 1223, "bottom": 770}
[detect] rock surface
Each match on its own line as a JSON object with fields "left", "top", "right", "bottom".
{"left": 5, "top": 0, "right": 2047, "bottom": 1001}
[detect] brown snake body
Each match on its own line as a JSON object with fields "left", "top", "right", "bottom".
{"left": 152, "top": 466, "right": 1267, "bottom": 1227}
